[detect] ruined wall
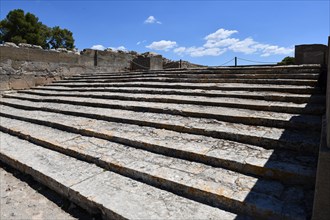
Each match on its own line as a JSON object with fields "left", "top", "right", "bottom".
{"left": 0, "top": 46, "right": 136, "bottom": 91}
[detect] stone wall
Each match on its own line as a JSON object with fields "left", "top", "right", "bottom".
{"left": 0, "top": 46, "right": 136, "bottom": 91}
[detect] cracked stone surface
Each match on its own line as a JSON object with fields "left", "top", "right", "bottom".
{"left": 1, "top": 94, "right": 323, "bottom": 131}
{"left": 50, "top": 81, "right": 317, "bottom": 89}
{"left": 39, "top": 85, "right": 319, "bottom": 97}
{"left": 0, "top": 66, "right": 323, "bottom": 219}
{"left": 0, "top": 107, "right": 317, "bottom": 184}
{"left": 0, "top": 132, "right": 239, "bottom": 220}
{"left": 55, "top": 77, "right": 318, "bottom": 87}
{"left": 38, "top": 85, "right": 324, "bottom": 103}
{"left": 0, "top": 117, "right": 312, "bottom": 219}
{"left": 63, "top": 73, "right": 319, "bottom": 81}
{"left": 0, "top": 97, "right": 321, "bottom": 153}
{"left": 18, "top": 89, "right": 326, "bottom": 114}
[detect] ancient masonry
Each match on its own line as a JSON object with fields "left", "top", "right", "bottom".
{"left": 0, "top": 64, "right": 325, "bottom": 219}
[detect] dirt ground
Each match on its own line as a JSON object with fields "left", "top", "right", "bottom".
{"left": 0, "top": 162, "right": 98, "bottom": 220}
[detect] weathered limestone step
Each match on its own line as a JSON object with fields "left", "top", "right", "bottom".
{"left": 79, "top": 66, "right": 321, "bottom": 77}
{"left": 1, "top": 93, "right": 322, "bottom": 131}
{"left": 67, "top": 73, "right": 320, "bottom": 80}
{"left": 36, "top": 86, "right": 326, "bottom": 104}
{"left": 75, "top": 71, "right": 320, "bottom": 80}
{"left": 0, "top": 106, "right": 318, "bottom": 183}
{"left": 58, "top": 77, "right": 318, "bottom": 86}
{"left": 19, "top": 90, "right": 325, "bottom": 115}
{"left": 0, "top": 165, "right": 78, "bottom": 220}
{"left": 0, "top": 117, "right": 314, "bottom": 219}
{"left": 0, "top": 132, "right": 239, "bottom": 220}
{"left": 0, "top": 98, "right": 320, "bottom": 155}
{"left": 47, "top": 82, "right": 320, "bottom": 94}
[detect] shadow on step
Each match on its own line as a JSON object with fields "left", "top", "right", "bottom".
{"left": 0, "top": 161, "right": 102, "bottom": 220}
{"left": 235, "top": 91, "right": 324, "bottom": 219}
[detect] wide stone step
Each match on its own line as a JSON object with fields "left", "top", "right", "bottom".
{"left": 19, "top": 90, "right": 325, "bottom": 115}
{"left": 47, "top": 82, "right": 320, "bottom": 94}
{"left": 0, "top": 105, "right": 318, "bottom": 184}
{"left": 1, "top": 93, "right": 322, "bottom": 131}
{"left": 36, "top": 86, "right": 326, "bottom": 104}
{"left": 67, "top": 73, "right": 320, "bottom": 80}
{"left": 0, "top": 164, "right": 79, "bottom": 220}
{"left": 0, "top": 119, "right": 314, "bottom": 219}
{"left": 57, "top": 77, "right": 318, "bottom": 86}
{"left": 79, "top": 66, "right": 321, "bottom": 77}
{"left": 0, "top": 132, "right": 241, "bottom": 220}
{"left": 0, "top": 98, "right": 321, "bottom": 154}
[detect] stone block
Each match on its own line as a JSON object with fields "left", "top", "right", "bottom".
{"left": 132, "top": 55, "right": 163, "bottom": 71}
{"left": 9, "top": 75, "right": 36, "bottom": 90}
{"left": 295, "top": 44, "right": 328, "bottom": 65}
{"left": 34, "top": 76, "right": 58, "bottom": 86}
{"left": 150, "top": 56, "right": 163, "bottom": 70}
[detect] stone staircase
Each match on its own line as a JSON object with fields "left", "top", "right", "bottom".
{"left": 0, "top": 65, "right": 325, "bottom": 219}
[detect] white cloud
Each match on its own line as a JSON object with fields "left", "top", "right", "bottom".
{"left": 204, "top": 38, "right": 239, "bottom": 48}
{"left": 173, "top": 28, "right": 293, "bottom": 57}
{"left": 174, "top": 46, "right": 226, "bottom": 57}
{"left": 173, "top": 47, "right": 186, "bottom": 55}
{"left": 92, "top": 28, "right": 292, "bottom": 59}
{"left": 204, "top": 28, "right": 238, "bottom": 41}
{"left": 91, "top": 44, "right": 131, "bottom": 52}
{"left": 146, "top": 40, "right": 177, "bottom": 51}
{"left": 228, "top": 37, "right": 258, "bottom": 54}
{"left": 258, "top": 45, "right": 294, "bottom": 57}
{"left": 144, "top": 16, "right": 162, "bottom": 24}
{"left": 108, "top": 46, "right": 128, "bottom": 52}
{"left": 145, "top": 28, "right": 293, "bottom": 58}
{"left": 91, "top": 45, "right": 106, "bottom": 50}
{"left": 228, "top": 38, "right": 293, "bottom": 56}
{"left": 187, "top": 47, "right": 226, "bottom": 57}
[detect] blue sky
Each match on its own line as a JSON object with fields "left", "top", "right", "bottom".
{"left": 1, "top": 0, "right": 329, "bottom": 66}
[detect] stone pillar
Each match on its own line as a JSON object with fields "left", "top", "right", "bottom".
{"left": 149, "top": 55, "right": 163, "bottom": 70}
{"left": 295, "top": 44, "right": 328, "bottom": 65}
{"left": 327, "top": 37, "right": 330, "bottom": 148}
{"left": 312, "top": 36, "right": 330, "bottom": 220}
{"left": 132, "top": 55, "right": 163, "bottom": 71}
